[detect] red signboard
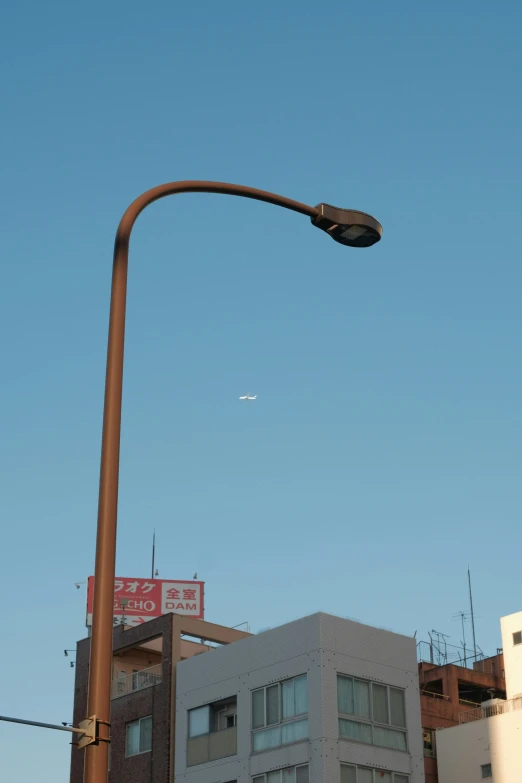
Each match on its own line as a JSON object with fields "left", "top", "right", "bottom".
{"left": 86, "top": 576, "right": 204, "bottom": 627}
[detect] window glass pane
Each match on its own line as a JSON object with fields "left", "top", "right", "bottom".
{"left": 253, "top": 725, "right": 281, "bottom": 751}
{"left": 394, "top": 776, "right": 409, "bottom": 783}
{"left": 267, "top": 772, "right": 281, "bottom": 783}
{"left": 340, "top": 765, "right": 357, "bottom": 783}
{"left": 353, "top": 679, "right": 370, "bottom": 719}
{"left": 294, "top": 675, "right": 308, "bottom": 716}
{"left": 253, "top": 778, "right": 265, "bottom": 783}
{"left": 266, "top": 684, "right": 280, "bottom": 725}
{"left": 373, "top": 725, "right": 407, "bottom": 751}
{"left": 252, "top": 689, "right": 265, "bottom": 729}
{"left": 282, "top": 718, "right": 308, "bottom": 745}
{"left": 338, "top": 718, "right": 372, "bottom": 744}
{"left": 140, "top": 716, "right": 152, "bottom": 752}
{"left": 282, "top": 767, "right": 296, "bottom": 783}
{"left": 125, "top": 720, "right": 140, "bottom": 756}
{"left": 423, "top": 729, "right": 435, "bottom": 756}
{"left": 357, "top": 768, "right": 373, "bottom": 783}
{"left": 189, "top": 706, "right": 210, "bottom": 737}
{"left": 282, "top": 679, "right": 295, "bottom": 719}
{"left": 338, "top": 676, "right": 354, "bottom": 715}
{"left": 379, "top": 773, "right": 392, "bottom": 783}
{"left": 390, "top": 688, "right": 406, "bottom": 728}
{"left": 481, "top": 764, "right": 492, "bottom": 779}
{"left": 296, "top": 764, "right": 309, "bottom": 783}
{"left": 372, "top": 684, "right": 389, "bottom": 724}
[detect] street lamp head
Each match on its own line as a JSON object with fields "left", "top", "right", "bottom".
{"left": 312, "top": 203, "right": 382, "bottom": 248}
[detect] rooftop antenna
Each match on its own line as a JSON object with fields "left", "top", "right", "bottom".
{"left": 431, "top": 629, "right": 450, "bottom": 665}
{"left": 468, "top": 567, "right": 478, "bottom": 661}
{"left": 151, "top": 530, "right": 156, "bottom": 580}
{"left": 453, "top": 610, "right": 468, "bottom": 667}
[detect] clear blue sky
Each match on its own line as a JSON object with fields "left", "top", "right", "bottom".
{"left": 1, "top": 1, "right": 521, "bottom": 779}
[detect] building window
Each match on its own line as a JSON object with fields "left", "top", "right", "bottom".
{"left": 481, "top": 764, "right": 492, "bottom": 779}
{"left": 341, "top": 765, "right": 408, "bottom": 782}
{"left": 253, "top": 764, "right": 309, "bottom": 783}
{"left": 252, "top": 675, "right": 308, "bottom": 752}
{"left": 337, "top": 675, "right": 407, "bottom": 752}
{"left": 423, "top": 728, "right": 436, "bottom": 757}
{"left": 187, "top": 698, "right": 238, "bottom": 766}
{"left": 513, "top": 631, "right": 522, "bottom": 646}
{"left": 189, "top": 705, "right": 210, "bottom": 736}
{"left": 188, "top": 698, "right": 237, "bottom": 737}
{"left": 125, "top": 716, "right": 152, "bottom": 757}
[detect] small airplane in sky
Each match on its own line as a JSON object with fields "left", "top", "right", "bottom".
{"left": 239, "top": 394, "right": 257, "bottom": 401}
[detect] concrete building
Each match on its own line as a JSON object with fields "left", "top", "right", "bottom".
{"left": 176, "top": 612, "right": 424, "bottom": 783}
{"left": 435, "top": 610, "right": 522, "bottom": 783}
{"left": 70, "top": 612, "right": 425, "bottom": 783}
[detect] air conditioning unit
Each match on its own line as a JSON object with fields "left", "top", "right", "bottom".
{"left": 480, "top": 698, "right": 506, "bottom": 717}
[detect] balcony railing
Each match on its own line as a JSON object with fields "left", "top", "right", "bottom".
{"left": 458, "top": 698, "right": 481, "bottom": 708}
{"left": 459, "top": 696, "right": 522, "bottom": 724}
{"left": 420, "top": 689, "right": 451, "bottom": 702}
{"left": 111, "top": 663, "right": 162, "bottom": 699}
{"left": 187, "top": 726, "right": 237, "bottom": 766}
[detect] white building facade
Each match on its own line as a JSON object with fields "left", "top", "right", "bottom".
{"left": 174, "top": 612, "right": 425, "bottom": 783}
{"left": 436, "top": 610, "right": 522, "bottom": 783}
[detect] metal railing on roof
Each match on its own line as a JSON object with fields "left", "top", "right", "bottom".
{"left": 417, "top": 639, "right": 487, "bottom": 671}
{"left": 111, "top": 663, "right": 162, "bottom": 699}
{"left": 459, "top": 696, "right": 522, "bottom": 724}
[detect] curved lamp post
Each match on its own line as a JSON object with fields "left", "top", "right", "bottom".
{"left": 83, "top": 182, "right": 382, "bottom": 783}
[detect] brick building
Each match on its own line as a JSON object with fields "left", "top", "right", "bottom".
{"left": 418, "top": 652, "right": 505, "bottom": 782}
{"left": 70, "top": 613, "right": 249, "bottom": 783}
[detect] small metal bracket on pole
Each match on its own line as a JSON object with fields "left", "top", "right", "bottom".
{"left": 77, "top": 717, "right": 97, "bottom": 748}
{"left": 77, "top": 716, "right": 110, "bottom": 749}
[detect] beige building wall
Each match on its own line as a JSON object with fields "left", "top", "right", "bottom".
{"left": 500, "top": 610, "right": 522, "bottom": 699}
{"left": 437, "top": 709, "right": 522, "bottom": 782}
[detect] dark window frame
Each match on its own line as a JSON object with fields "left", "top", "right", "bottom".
{"left": 125, "top": 715, "right": 152, "bottom": 757}
{"left": 337, "top": 674, "right": 408, "bottom": 753}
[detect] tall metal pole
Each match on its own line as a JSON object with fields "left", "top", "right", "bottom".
{"left": 83, "top": 216, "right": 128, "bottom": 783}
{"left": 151, "top": 530, "right": 155, "bottom": 580}
{"left": 468, "top": 567, "right": 478, "bottom": 661}
{"left": 84, "top": 182, "right": 321, "bottom": 783}
{"left": 459, "top": 611, "right": 467, "bottom": 668}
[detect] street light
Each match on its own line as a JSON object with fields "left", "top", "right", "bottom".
{"left": 83, "top": 181, "right": 382, "bottom": 783}
{"left": 119, "top": 597, "right": 129, "bottom": 627}
{"left": 311, "top": 203, "right": 382, "bottom": 247}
